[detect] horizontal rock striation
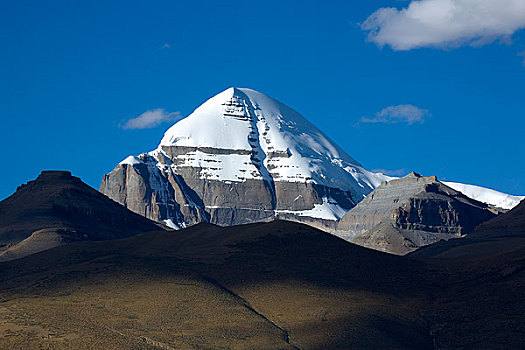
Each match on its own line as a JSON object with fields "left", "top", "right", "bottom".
{"left": 331, "top": 173, "right": 498, "bottom": 255}
{"left": 101, "top": 150, "right": 358, "bottom": 227}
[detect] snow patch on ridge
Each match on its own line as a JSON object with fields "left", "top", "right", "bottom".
{"left": 381, "top": 175, "right": 524, "bottom": 210}
{"left": 276, "top": 197, "right": 349, "bottom": 221}
{"left": 444, "top": 182, "right": 525, "bottom": 210}
{"left": 163, "top": 219, "right": 180, "bottom": 230}
{"left": 120, "top": 156, "right": 142, "bottom": 165}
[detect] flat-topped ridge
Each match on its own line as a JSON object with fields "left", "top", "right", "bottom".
{"left": 37, "top": 170, "right": 74, "bottom": 179}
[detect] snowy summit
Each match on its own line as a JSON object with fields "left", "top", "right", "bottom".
{"left": 104, "top": 87, "right": 391, "bottom": 227}
{"left": 159, "top": 87, "right": 390, "bottom": 197}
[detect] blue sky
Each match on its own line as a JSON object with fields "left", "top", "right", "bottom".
{"left": 1, "top": 0, "right": 525, "bottom": 200}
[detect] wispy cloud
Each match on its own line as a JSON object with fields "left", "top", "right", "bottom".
{"left": 361, "top": 105, "right": 429, "bottom": 125}
{"left": 121, "top": 108, "right": 182, "bottom": 130}
{"left": 161, "top": 43, "right": 171, "bottom": 49}
{"left": 362, "top": 0, "right": 525, "bottom": 51}
{"left": 372, "top": 168, "right": 410, "bottom": 177}
{"left": 519, "top": 51, "right": 525, "bottom": 65}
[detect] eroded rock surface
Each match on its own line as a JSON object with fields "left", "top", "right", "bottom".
{"left": 332, "top": 173, "right": 498, "bottom": 255}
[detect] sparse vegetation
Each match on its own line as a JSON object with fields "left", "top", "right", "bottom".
{"left": 1, "top": 220, "right": 524, "bottom": 349}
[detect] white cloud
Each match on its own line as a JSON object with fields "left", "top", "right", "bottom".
{"left": 161, "top": 43, "right": 171, "bottom": 49}
{"left": 361, "top": 104, "right": 429, "bottom": 124}
{"left": 362, "top": 0, "right": 525, "bottom": 50}
{"left": 121, "top": 109, "right": 182, "bottom": 130}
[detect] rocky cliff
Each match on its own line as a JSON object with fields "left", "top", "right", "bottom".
{"left": 411, "top": 198, "right": 525, "bottom": 258}
{"left": 332, "top": 172, "right": 498, "bottom": 255}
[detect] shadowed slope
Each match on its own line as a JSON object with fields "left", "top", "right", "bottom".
{"left": 411, "top": 199, "right": 525, "bottom": 259}
{"left": 0, "top": 171, "right": 164, "bottom": 261}
{"left": 408, "top": 200, "right": 525, "bottom": 348}
{"left": 0, "top": 221, "right": 433, "bottom": 349}
{"left": 1, "top": 219, "right": 524, "bottom": 349}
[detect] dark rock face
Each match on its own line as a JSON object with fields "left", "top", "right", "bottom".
{"left": 411, "top": 198, "right": 525, "bottom": 258}
{"left": 470, "top": 198, "right": 525, "bottom": 239}
{"left": 100, "top": 158, "right": 209, "bottom": 227}
{"left": 332, "top": 173, "right": 498, "bottom": 255}
{"left": 0, "top": 171, "right": 164, "bottom": 261}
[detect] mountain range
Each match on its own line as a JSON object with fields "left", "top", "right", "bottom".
{"left": 0, "top": 192, "right": 523, "bottom": 349}
{"left": 1, "top": 87, "right": 524, "bottom": 348}
{"left": 100, "top": 87, "right": 523, "bottom": 254}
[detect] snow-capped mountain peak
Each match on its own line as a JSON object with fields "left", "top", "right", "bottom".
{"left": 158, "top": 87, "right": 389, "bottom": 200}
{"left": 102, "top": 87, "right": 391, "bottom": 227}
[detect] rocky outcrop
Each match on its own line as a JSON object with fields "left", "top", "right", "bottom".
{"left": 411, "top": 198, "right": 525, "bottom": 258}
{"left": 331, "top": 173, "right": 498, "bottom": 255}
{"left": 0, "top": 171, "right": 164, "bottom": 261}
